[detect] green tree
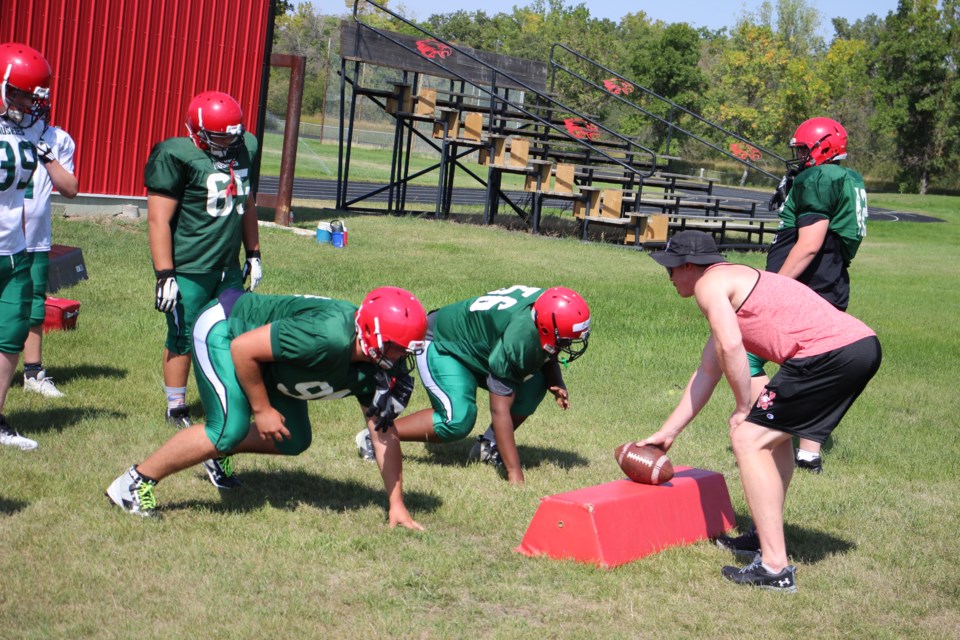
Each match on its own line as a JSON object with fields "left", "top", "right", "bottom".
{"left": 871, "top": 0, "right": 953, "bottom": 193}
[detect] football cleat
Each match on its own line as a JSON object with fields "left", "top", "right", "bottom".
{"left": 165, "top": 406, "right": 191, "bottom": 430}
{"left": 467, "top": 435, "right": 503, "bottom": 469}
{"left": 105, "top": 466, "right": 158, "bottom": 517}
{"left": 355, "top": 428, "right": 375, "bottom": 461}
{"left": 23, "top": 370, "right": 65, "bottom": 398}
{"left": 0, "top": 414, "right": 38, "bottom": 451}
{"left": 721, "top": 557, "right": 797, "bottom": 593}
{"left": 202, "top": 456, "right": 241, "bottom": 489}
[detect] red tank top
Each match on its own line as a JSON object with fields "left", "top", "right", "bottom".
{"left": 708, "top": 264, "right": 876, "bottom": 363}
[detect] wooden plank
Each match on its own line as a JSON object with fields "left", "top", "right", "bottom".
{"left": 416, "top": 87, "right": 437, "bottom": 116}
{"left": 554, "top": 163, "right": 575, "bottom": 194}
{"left": 340, "top": 20, "right": 548, "bottom": 92}
{"left": 600, "top": 189, "right": 622, "bottom": 219}
{"left": 509, "top": 138, "right": 529, "bottom": 167}
{"left": 462, "top": 112, "right": 483, "bottom": 141}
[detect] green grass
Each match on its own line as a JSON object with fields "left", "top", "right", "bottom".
{"left": 1, "top": 196, "right": 958, "bottom": 639}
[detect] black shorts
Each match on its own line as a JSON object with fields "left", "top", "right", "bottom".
{"left": 748, "top": 336, "right": 882, "bottom": 444}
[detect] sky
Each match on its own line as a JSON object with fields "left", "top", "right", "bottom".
{"left": 389, "top": 0, "right": 902, "bottom": 40}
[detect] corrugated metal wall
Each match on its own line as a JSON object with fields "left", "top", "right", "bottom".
{"left": 2, "top": 0, "right": 271, "bottom": 197}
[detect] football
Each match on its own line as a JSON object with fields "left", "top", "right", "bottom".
{"left": 614, "top": 442, "right": 674, "bottom": 485}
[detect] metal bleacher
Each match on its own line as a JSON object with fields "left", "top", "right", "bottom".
{"left": 335, "top": 1, "right": 788, "bottom": 250}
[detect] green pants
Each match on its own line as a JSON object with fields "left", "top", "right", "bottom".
{"left": 163, "top": 266, "right": 243, "bottom": 355}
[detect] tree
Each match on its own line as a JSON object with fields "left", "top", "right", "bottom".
{"left": 871, "top": 0, "right": 952, "bottom": 193}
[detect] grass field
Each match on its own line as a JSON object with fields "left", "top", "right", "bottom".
{"left": 1, "top": 195, "right": 958, "bottom": 639}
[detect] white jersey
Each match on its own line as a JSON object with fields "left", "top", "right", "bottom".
{"left": 0, "top": 116, "right": 42, "bottom": 256}
{"left": 24, "top": 126, "right": 76, "bottom": 252}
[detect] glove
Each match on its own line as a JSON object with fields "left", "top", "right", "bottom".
{"left": 35, "top": 139, "right": 55, "bottom": 165}
{"left": 242, "top": 250, "right": 263, "bottom": 291}
{"left": 365, "top": 370, "right": 416, "bottom": 432}
{"left": 767, "top": 166, "right": 799, "bottom": 211}
{"left": 155, "top": 269, "right": 179, "bottom": 312}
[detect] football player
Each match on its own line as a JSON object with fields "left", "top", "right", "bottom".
{"left": 21, "top": 112, "right": 79, "bottom": 398}
{"left": 0, "top": 43, "right": 75, "bottom": 450}
{"left": 357, "top": 285, "right": 591, "bottom": 484}
{"left": 145, "top": 90, "right": 261, "bottom": 487}
{"left": 107, "top": 286, "right": 428, "bottom": 529}
{"left": 753, "top": 117, "right": 868, "bottom": 473}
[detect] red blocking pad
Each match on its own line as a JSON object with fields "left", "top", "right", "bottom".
{"left": 515, "top": 467, "right": 737, "bottom": 568}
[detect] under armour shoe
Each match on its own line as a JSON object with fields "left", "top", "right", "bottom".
{"left": 105, "top": 466, "right": 159, "bottom": 517}
{"left": 202, "top": 456, "right": 241, "bottom": 489}
{"left": 165, "top": 405, "right": 191, "bottom": 430}
{"left": 715, "top": 526, "right": 761, "bottom": 556}
{"left": 467, "top": 435, "right": 503, "bottom": 469}
{"left": 721, "top": 557, "right": 797, "bottom": 593}
{"left": 0, "top": 414, "right": 38, "bottom": 451}
{"left": 23, "top": 370, "right": 65, "bottom": 398}
{"left": 795, "top": 453, "right": 824, "bottom": 474}
{"left": 355, "top": 428, "right": 375, "bottom": 461}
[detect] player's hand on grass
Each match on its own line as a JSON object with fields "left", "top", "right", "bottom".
{"left": 549, "top": 385, "right": 569, "bottom": 410}
{"left": 253, "top": 407, "right": 290, "bottom": 443}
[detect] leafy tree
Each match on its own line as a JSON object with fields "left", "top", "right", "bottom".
{"left": 871, "top": 0, "right": 952, "bottom": 193}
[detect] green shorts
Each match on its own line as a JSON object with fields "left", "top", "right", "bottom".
{"left": 164, "top": 266, "right": 243, "bottom": 355}
{"left": 0, "top": 251, "right": 32, "bottom": 353}
{"left": 191, "top": 299, "right": 312, "bottom": 456}
{"left": 416, "top": 340, "right": 547, "bottom": 442}
{"left": 27, "top": 251, "right": 49, "bottom": 326}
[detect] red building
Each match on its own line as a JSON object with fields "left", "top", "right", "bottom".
{"left": 2, "top": 1, "right": 274, "bottom": 202}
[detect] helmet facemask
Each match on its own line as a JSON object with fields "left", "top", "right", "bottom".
{"left": 359, "top": 316, "right": 426, "bottom": 371}
{"left": 191, "top": 121, "right": 244, "bottom": 161}
{"left": 542, "top": 312, "right": 590, "bottom": 363}
{"left": 1, "top": 81, "right": 49, "bottom": 128}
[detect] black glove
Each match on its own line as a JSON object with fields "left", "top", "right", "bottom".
{"left": 365, "top": 370, "right": 416, "bottom": 432}
{"left": 155, "top": 269, "right": 179, "bottom": 312}
{"left": 768, "top": 166, "right": 800, "bottom": 211}
{"left": 35, "top": 139, "right": 55, "bottom": 164}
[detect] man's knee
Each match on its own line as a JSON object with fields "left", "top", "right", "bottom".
{"left": 433, "top": 404, "right": 478, "bottom": 442}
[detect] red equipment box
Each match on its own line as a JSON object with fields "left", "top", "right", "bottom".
{"left": 43, "top": 297, "right": 81, "bottom": 333}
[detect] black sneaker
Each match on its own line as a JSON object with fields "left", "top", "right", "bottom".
{"left": 467, "top": 435, "right": 503, "bottom": 469}
{"left": 795, "top": 454, "right": 823, "bottom": 474}
{"left": 202, "top": 456, "right": 241, "bottom": 489}
{"left": 722, "top": 558, "right": 797, "bottom": 592}
{"left": 715, "top": 526, "right": 760, "bottom": 556}
{"left": 165, "top": 406, "right": 191, "bottom": 430}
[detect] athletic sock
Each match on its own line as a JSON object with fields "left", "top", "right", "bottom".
{"left": 796, "top": 448, "right": 821, "bottom": 462}
{"left": 165, "top": 386, "right": 187, "bottom": 410}
{"left": 482, "top": 424, "right": 496, "bottom": 445}
{"left": 24, "top": 362, "right": 43, "bottom": 379}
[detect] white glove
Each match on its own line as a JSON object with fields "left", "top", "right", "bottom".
{"left": 155, "top": 270, "right": 179, "bottom": 312}
{"left": 242, "top": 252, "right": 263, "bottom": 291}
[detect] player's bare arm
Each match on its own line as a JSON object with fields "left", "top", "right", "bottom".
{"left": 542, "top": 359, "right": 569, "bottom": 410}
{"left": 41, "top": 159, "right": 78, "bottom": 198}
{"left": 241, "top": 191, "right": 260, "bottom": 252}
{"left": 230, "top": 324, "right": 289, "bottom": 443}
{"left": 489, "top": 391, "right": 523, "bottom": 484}
{"left": 146, "top": 191, "right": 179, "bottom": 271}
{"left": 364, "top": 414, "right": 424, "bottom": 531}
{"left": 777, "top": 217, "right": 828, "bottom": 280}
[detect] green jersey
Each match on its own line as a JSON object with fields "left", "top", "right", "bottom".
{"left": 766, "top": 163, "right": 867, "bottom": 310}
{"left": 432, "top": 285, "right": 548, "bottom": 390}
{"left": 771, "top": 163, "right": 867, "bottom": 264}
{"left": 228, "top": 293, "right": 380, "bottom": 406}
{"left": 144, "top": 132, "right": 258, "bottom": 273}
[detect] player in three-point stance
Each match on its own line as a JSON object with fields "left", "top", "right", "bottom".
{"left": 108, "top": 286, "right": 428, "bottom": 529}
{"left": 357, "top": 285, "right": 590, "bottom": 485}
{"left": 145, "top": 90, "right": 261, "bottom": 488}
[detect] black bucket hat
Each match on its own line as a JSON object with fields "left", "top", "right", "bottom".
{"left": 650, "top": 230, "right": 726, "bottom": 269}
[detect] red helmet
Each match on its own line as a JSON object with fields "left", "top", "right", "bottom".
{"left": 185, "top": 91, "right": 245, "bottom": 160}
{"left": 788, "top": 117, "right": 847, "bottom": 169}
{"left": 533, "top": 287, "right": 591, "bottom": 362}
{"left": 355, "top": 287, "right": 428, "bottom": 370}
{"left": 0, "top": 42, "right": 51, "bottom": 127}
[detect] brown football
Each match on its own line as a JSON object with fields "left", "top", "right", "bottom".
{"left": 614, "top": 442, "right": 674, "bottom": 485}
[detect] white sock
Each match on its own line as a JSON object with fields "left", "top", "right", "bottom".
{"left": 761, "top": 562, "right": 782, "bottom": 574}
{"left": 796, "top": 448, "right": 821, "bottom": 462}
